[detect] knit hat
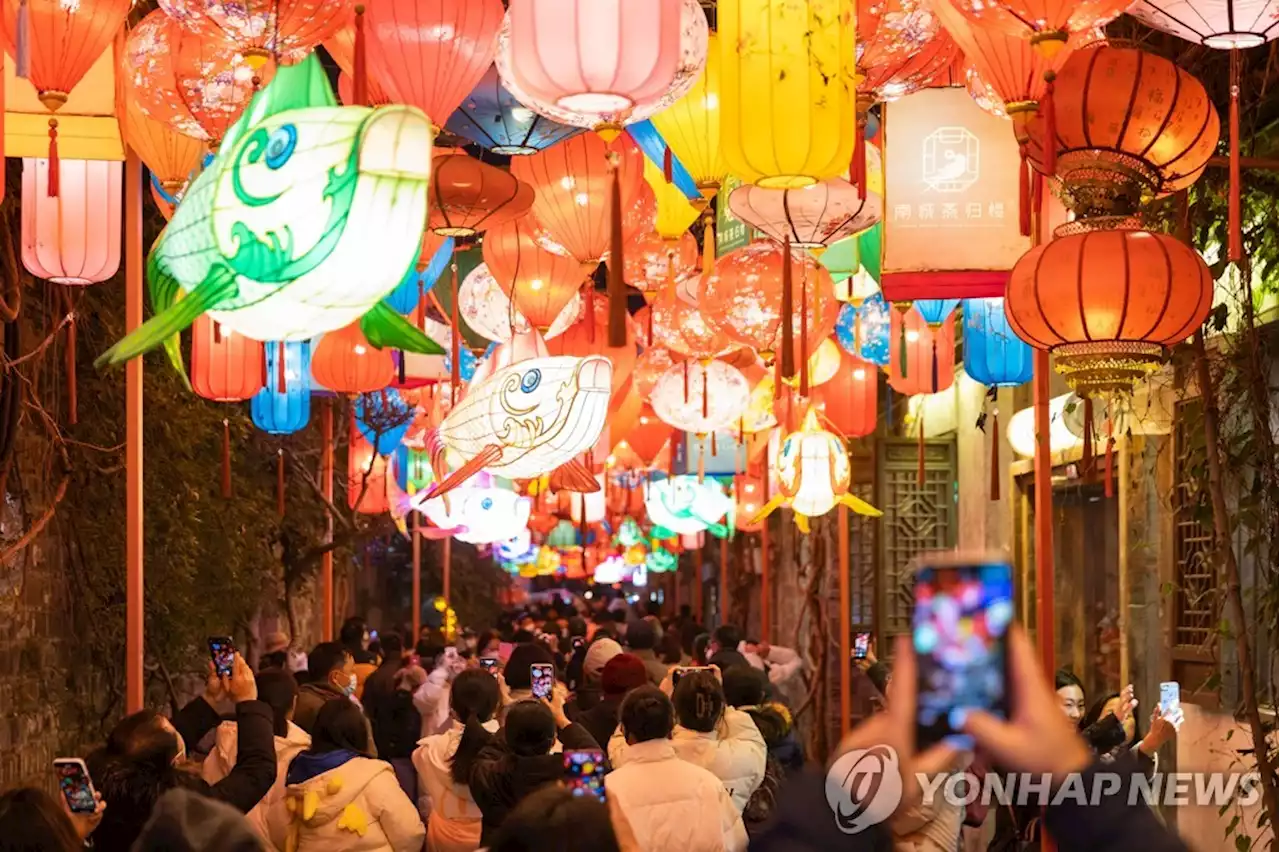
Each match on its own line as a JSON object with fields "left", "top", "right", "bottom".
{"left": 133, "top": 788, "right": 262, "bottom": 852}
{"left": 583, "top": 638, "right": 623, "bottom": 680}
{"left": 601, "top": 653, "right": 649, "bottom": 698}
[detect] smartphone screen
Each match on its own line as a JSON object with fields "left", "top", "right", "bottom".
{"left": 531, "top": 663, "right": 555, "bottom": 700}
{"left": 913, "top": 559, "right": 1013, "bottom": 750}
{"left": 564, "top": 750, "right": 607, "bottom": 802}
{"left": 208, "top": 636, "right": 235, "bottom": 679}
{"left": 853, "top": 632, "right": 871, "bottom": 660}
{"left": 672, "top": 666, "right": 711, "bottom": 687}
{"left": 571, "top": 636, "right": 585, "bottom": 652}
{"left": 54, "top": 759, "right": 97, "bottom": 815}
{"left": 1159, "top": 681, "right": 1180, "bottom": 716}
{"left": 479, "top": 657, "right": 500, "bottom": 674}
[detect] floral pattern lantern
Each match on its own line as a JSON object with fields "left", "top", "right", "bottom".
{"left": 840, "top": 290, "right": 892, "bottom": 366}
{"left": 159, "top": 0, "right": 347, "bottom": 66}
{"left": 192, "top": 315, "right": 266, "bottom": 402}
{"left": 857, "top": 0, "right": 958, "bottom": 103}
{"left": 812, "top": 349, "right": 878, "bottom": 438}
{"left": 727, "top": 177, "right": 882, "bottom": 250}
{"left": 646, "top": 293, "right": 734, "bottom": 360}
{"left": 430, "top": 150, "right": 535, "bottom": 237}
{"left": 935, "top": 0, "right": 1131, "bottom": 52}
{"left": 447, "top": 65, "right": 582, "bottom": 155}
{"left": 651, "top": 360, "right": 750, "bottom": 435}
{"left": 624, "top": 230, "right": 700, "bottom": 295}
{"left": 251, "top": 342, "right": 311, "bottom": 434}
{"left": 458, "top": 262, "right": 581, "bottom": 343}
{"left": 962, "top": 297, "right": 1033, "bottom": 388}
{"left": 888, "top": 304, "right": 956, "bottom": 395}
{"left": 633, "top": 346, "right": 677, "bottom": 399}
{"left": 483, "top": 216, "right": 591, "bottom": 333}
{"left": 21, "top": 159, "right": 121, "bottom": 284}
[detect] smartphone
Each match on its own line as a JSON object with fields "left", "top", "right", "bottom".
{"left": 531, "top": 662, "right": 555, "bottom": 700}
{"left": 564, "top": 749, "right": 607, "bottom": 803}
{"left": 208, "top": 636, "right": 236, "bottom": 679}
{"left": 672, "top": 665, "right": 712, "bottom": 687}
{"left": 913, "top": 557, "right": 1014, "bottom": 751}
{"left": 479, "top": 657, "right": 500, "bottom": 674}
{"left": 53, "top": 758, "right": 97, "bottom": 815}
{"left": 1159, "top": 681, "right": 1180, "bottom": 716}
{"left": 853, "top": 632, "right": 871, "bottom": 660}
{"left": 571, "top": 636, "right": 586, "bottom": 652}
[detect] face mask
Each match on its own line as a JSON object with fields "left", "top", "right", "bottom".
{"left": 345, "top": 673, "right": 357, "bottom": 697}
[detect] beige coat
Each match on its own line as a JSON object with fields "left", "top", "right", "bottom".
{"left": 202, "top": 720, "right": 312, "bottom": 846}
{"left": 264, "top": 755, "right": 425, "bottom": 852}
{"left": 411, "top": 720, "right": 499, "bottom": 852}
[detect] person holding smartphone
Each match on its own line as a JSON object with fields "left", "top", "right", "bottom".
{"left": 0, "top": 785, "right": 104, "bottom": 851}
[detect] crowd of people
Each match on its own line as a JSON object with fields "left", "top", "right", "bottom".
{"left": 0, "top": 597, "right": 1188, "bottom": 852}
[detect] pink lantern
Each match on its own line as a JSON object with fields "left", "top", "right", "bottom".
{"left": 727, "top": 178, "right": 883, "bottom": 250}
{"left": 21, "top": 158, "right": 121, "bottom": 284}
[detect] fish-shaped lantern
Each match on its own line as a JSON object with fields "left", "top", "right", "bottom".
{"left": 751, "top": 406, "right": 882, "bottom": 533}
{"left": 644, "top": 475, "right": 735, "bottom": 538}
{"left": 405, "top": 474, "right": 532, "bottom": 544}
{"left": 97, "top": 55, "right": 443, "bottom": 378}
{"left": 423, "top": 355, "right": 612, "bottom": 498}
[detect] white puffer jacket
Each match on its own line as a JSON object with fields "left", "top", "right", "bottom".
{"left": 411, "top": 719, "right": 500, "bottom": 852}
{"left": 201, "top": 720, "right": 311, "bottom": 846}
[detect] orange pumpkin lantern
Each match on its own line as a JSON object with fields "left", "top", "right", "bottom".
{"left": 312, "top": 323, "right": 395, "bottom": 394}
{"left": 483, "top": 215, "right": 590, "bottom": 332}
{"left": 812, "top": 349, "right": 878, "bottom": 438}
{"left": 1005, "top": 221, "right": 1212, "bottom": 397}
{"left": 429, "top": 150, "right": 535, "bottom": 237}
{"left": 889, "top": 305, "right": 956, "bottom": 395}
{"left": 191, "top": 314, "right": 266, "bottom": 402}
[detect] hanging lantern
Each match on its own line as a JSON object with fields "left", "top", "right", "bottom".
{"left": 857, "top": 0, "right": 959, "bottom": 103}
{"left": 633, "top": 346, "right": 677, "bottom": 399}
{"left": 821, "top": 225, "right": 882, "bottom": 305}
{"left": 788, "top": 338, "right": 843, "bottom": 389}
{"left": 812, "top": 349, "right": 878, "bottom": 438}
{"left": 650, "top": 30, "right": 725, "bottom": 197}
{"left": 495, "top": 0, "right": 708, "bottom": 133}
{"left": 913, "top": 298, "right": 959, "bottom": 328}
{"left": 122, "top": 98, "right": 204, "bottom": 204}
{"left": 191, "top": 314, "right": 266, "bottom": 402}
{"left": 545, "top": 299, "right": 637, "bottom": 396}
{"left": 624, "top": 230, "right": 700, "bottom": 295}
{"left": 646, "top": 293, "right": 734, "bottom": 360}
{"left": 323, "top": 11, "right": 392, "bottom": 105}
{"left": 733, "top": 475, "right": 766, "bottom": 533}
{"left": 1022, "top": 44, "right": 1221, "bottom": 217}
{"left": 889, "top": 305, "right": 956, "bottom": 395}
{"left": 619, "top": 405, "right": 670, "bottom": 466}
{"left": 365, "top": 0, "right": 504, "bottom": 128}
{"left": 1005, "top": 220, "right": 1212, "bottom": 397}
{"left": 934, "top": 0, "right": 1131, "bottom": 51}
{"left": 644, "top": 475, "right": 734, "bottom": 536}
{"left": 962, "top": 297, "right": 1033, "bottom": 387}
{"left": 158, "top": 0, "right": 347, "bottom": 66}
{"left": 650, "top": 360, "right": 750, "bottom": 435}
{"left": 750, "top": 406, "right": 881, "bottom": 532}
{"left": 348, "top": 426, "right": 391, "bottom": 515}
{"left": 643, "top": 158, "right": 701, "bottom": 241}
{"left": 21, "top": 158, "right": 120, "bottom": 284}
{"left": 386, "top": 234, "right": 454, "bottom": 314}
{"left": 429, "top": 150, "right": 535, "bottom": 237}
{"left": 251, "top": 341, "right": 311, "bottom": 434}
{"left": 1128, "top": 0, "right": 1278, "bottom": 47}
{"left": 483, "top": 215, "right": 591, "bottom": 333}
{"left": 458, "top": 262, "right": 582, "bottom": 343}
{"left": 843, "top": 290, "right": 891, "bottom": 366}
{"left": 446, "top": 64, "right": 583, "bottom": 155}
{"left": 312, "top": 323, "right": 396, "bottom": 394}
{"left": 728, "top": 177, "right": 882, "bottom": 250}
{"left": 741, "top": 370, "right": 779, "bottom": 434}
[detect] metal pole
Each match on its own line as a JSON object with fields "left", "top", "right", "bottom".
{"left": 838, "top": 504, "right": 851, "bottom": 735}
{"left": 321, "top": 400, "right": 334, "bottom": 640}
{"left": 1033, "top": 350, "right": 1055, "bottom": 675}
{"left": 1118, "top": 431, "right": 1130, "bottom": 686}
{"left": 125, "top": 149, "right": 144, "bottom": 713}
{"left": 412, "top": 514, "right": 422, "bottom": 640}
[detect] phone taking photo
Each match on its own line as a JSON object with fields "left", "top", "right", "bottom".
{"left": 671, "top": 665, "right": 711, "bottom": 687}
{"left": 208, "top": 636, "right": 236, "bottom": 679}
{"left": 1159, "top": 681, "right": 1181, "bottom": 717}
{"left": 853, "top": 632, "right": 871, "bottom": 660}
{"left": 479, "top": 657, "right": 500, "bottom": 674}
{"left": 530, "top": 663, "right": 555, "bottom": 701}
{"left": 913, "top": 558, "right": 1014, "bottom": 751}
{"left": 53, "top": 758, "right": 97, "bottom": 815}
{"left": 564, "top": 749, "right": 607, "bottom": 803}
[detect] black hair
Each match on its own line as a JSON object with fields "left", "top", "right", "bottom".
{"left": 258, "top": 650, "right": 289, "bottom": 672}
{"left": 0, "top": 787, "right": 84, "bottom": 852}
{"left": 511, "top": 628, "right": 536, "bottom": 644}
{"left": 256, "top": 670, "right": 300, "bottom": 738}
{"left": 679, "top": 604, "right": 692, "bottom": 617}
{"left": 619, "top": 685, "right": 674, "bottom": 744}
{"left": 566, "top": 616, "right": 588, "bottom": 638}
{"left": 449, "top": 670, "right": 503, "bottom": 784}
{"left": 592, "top": 623, "right": 619, "bottom": 644}
{"left": 503, "top": 643, "right": 556, "bottom": 690}
{"left": 379, "top": 632, "right": 404, "bottom": 660}
{"left": 1081, "top": 692, "right": 1144, "bottom": 748}
{"left": 659, "top": 630, "right": 684, "bottom": 665}
{"left": 1054, "top": 669, "right": 1084, "bottom": 692}
{"left": 107, "top": 709, "right": 181, "bottom": 769}
{"left": 307, "top": 642, "right": 351, "bottom": 682}
{"left": 488, "top": 785, "right": 621, "bottom": 852}
{"left": 503, "top": 701, "right": 557, "bottom": 757}
{"left": 339, "top": 616, "right": 366, "bottom": 648}
{"left": 713, "top": 624, "right": 742, "bottom": 651}
{"left": 476, "top": 629, "right": 503, "bottom": 657}
{"left": 671, "top": 670, "right": 725, "bottom": 733}
{"left": 416, "top": 638, "right": 445, "bottom": 667}
{"left": 610, "top": 610, "right": 627, "bottom": 624}
{"left": 625, "top": 620, "right": 657, "bottom": 651}
{"left": 310, "top": 699, "right": 370, "bottom": 755}
{"left": 744, "top": 705, "right": 791, "bottom": 749}
{"left": 691, "top": 633, "right": 712, "bottom": 666}
{"left": 722, "top": 665, "right": 768, "bottom": 708}
{"left": 644, "top": 600, "right": 663, "bottom": 618}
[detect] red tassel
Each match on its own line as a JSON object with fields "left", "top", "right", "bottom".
{"left": 646, "top": 303, "right": 654, "bottom": 346}
{"left": 47, "top": 119, "right": 60, "bottom": 198}
{"left": 63, "top": 290, "right": 77, "bottom": 426}
{"left": 277, "top": 341, "right": 288, "bottom": 390}
{"left": 449, "top": 262, "right": 460, "bottom": 404}
{"left": 1228, "top": 49, "right": 1243, "bottom": 263}
{"left": 1082, "top": 398, "right": 1094, "bottom": 473}
{"left": 277, "top": 450, "right": 286, "bottom": 517}
{"left": 852, "top": 117, "right": 868, "bottom": 200}
{"left": 917, "top": 412, "right": 925, "bottom": 487}
{"left": 353, "top": 4, "right": 368, "bottom": 106}
{"left": 221, "top": 420, "right": 232, "bottom": 498}
{"left": 663, "top": 146, "right": 673, "bottom": 184}
{"left": 1042, "top": 73, "right": 1057, "bottom": 176}
{"left": 989, "top": 408, "right": 1000, "bottom": 501}
{"left": 929, "top": 335, "right": 939, "bottom": 393}
{"left": 702, "top": 367, "right": 709, "bottom": 419}
{"left": 1018, "top": 145, "right": 1031, "bottom": 237}
{"left": 1104, "top": 416, "right": 1115, "bottom": 499}
{"left": 780, "top": 238, "right": 795, "bottom": 380}
{"left": 799, "top": 273, "right": 810, "bottom": 397}
{"left": 710, "top": 431, "right": 717, "bottom": 455}
{"left": 607, "top": 158, "right": 627, "bottom": 347}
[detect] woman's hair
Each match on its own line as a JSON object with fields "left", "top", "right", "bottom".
{"left": 619, "top": 685, "right": 674, "bottom": 744}
{"left": 310, "top": 699, "right": 370, "bottom": 755}
{"left": 449, "top": 670, "right": 503, "bottom": 785}
{"left": 1081, "top": 692, "right": 1143, "bottom": 747}
{"left": 107, "top": 709, "right": 180, "bottom": 769}
{"left": 502, "top": 643, "right": 556, "bottom": 690}
{"left": 1054, "top": 669, "right": 1083, "bottom": 692}
{"left": 691, "top": 633, "right": 712, "bottom": 666}
{"left": 503, "top": 701, "right": 557, "bottom": 757}
{"left": 0, "top": 787, "right": 84, "bottom": 852}
{"left": 659, "top": 629, "right": 684, "bottom": 665}
{"left": 722, "top": 665, "right": 768, "bottom": 708}
{"left": 476, "top": 629, "right": 503, "bottom": 657}
{"left": 488, "top": 784, "right": 621, "bottom": 852}
{"left": 258, "top": 650, "right": 289, "bottom": 672}
{"left": 671, "top": 670, "right": 725, "bottom": 733}
{"left": 256, "top": 670, "right": 299, "bottom": 738}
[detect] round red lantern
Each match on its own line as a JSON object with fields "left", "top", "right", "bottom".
{"left": 624, "top": 229, "right": 700, "bottom": 294}
{"left": 1005, "top": 220, "right": 1212, "bottom": 397}
{"left": 483, "top": 215, "right": 590, "bottom": 332}
{"left": 633, "top": 345, "right": 677, "bottom": 399}
{"left": 888, "top": 305, "right": 956, "bottom": 396}
{"left": 191, "top": 314, "right": 266, "bottom": 402}
{"left": 857, "top": 0, "right": 959, "bottom": 103}
{"left": 429, "top": 149, "right": 535, "bottom": 237}
{"left": 325, "top": 14, "right": 392, "bottom": 104}
{"left": 646, "top": 292, "right": 734, "bottom": 360}
{"left": 811, "top": 349, "right": 878, "bottom": 438}
{"left": 312, "top": 323, "right": 396, "bottom": 394}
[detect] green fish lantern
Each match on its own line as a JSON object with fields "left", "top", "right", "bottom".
{"left": 97, "top": 55, "right": 443, "bottom": 379}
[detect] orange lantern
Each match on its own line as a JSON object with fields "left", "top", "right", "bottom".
{"left": 312, "top": 322, "right": 396, "bottom": 394}
{"left": 812, "top": 349, "right": 878, "bottom": 438}
{"left": 324, "top": 13, "right": 392, "bottom": 104}
{"left": 624, "top": 229, "right": 699, "bottom": 294}
{"left": 888, "top": 305, "right": 956, "bottom": 395}
{"left": 608, "top": 383, "right": 643, "bottom": 450}
{"left": 933, "top": 0, "right": 1131, "bottom": 51}
{"left": 1005, "top": 220, "right": 1212, "bottom": 397}
{"left": 620, "top": 406, "right": 672, "bottom": 467}
{"left": 733, "top": 474, "right": 766, "bottom": 532}
{"left": 121, "top": 96, "right": 204, "bottom": 199}
{"left": 348, "top": 425, "right": 391, "bottom": 514}
{"left": 857, "top": 0, "right": 960, "bottom": 103}
{"left": 158, "top": 0, "right": 347, "bottom": 66}
{"left": 545, "top": 299, "right": 637, "bottom": 396}
{"left": 429, "top": 149, "right": 535, "bottom": 237}
{"left": 338, "top": 71, "right": 390, "bottom": 107}
{"left": 21, "top": 158, "right": 120, "bottom": 284}
{"left": 191, "top": 314, "right": 266, "bottom": 402}
{"left": 365, "top": 0, "right": 504, "bottom": 127}
{"left": 483, "top": 215, "right": 590, "bottom": 332}
{"left": 646, "top": 293, "right": 734, "bottom": 360}
{"left": 633, "top": 345, "right": 677, "bottom": 399}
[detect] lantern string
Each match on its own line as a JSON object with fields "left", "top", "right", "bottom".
{"left": 1228, "top": 48, "right": 1243, "bottom": 263}
{"left": 780, "top": 238, "right": 795, "bottom": 381}
{"left": 277, "top": 342, "right": 288, "bottom": 391}
{"left": 607, "top": 156, "right": 628, "bottom": 348}
{"left": 897, "top": 305, "right": 908, "bottom": 378}
{"left": 397, "top": 351, "right": 406, "bottom": 384}
{"left": 277, "top": 449, "right": 287, "bottom": 517}
{"left": 799, "top": 267, "right": 810, "bottom": 397}
{"left": 449, "top": 261, "right": 460, "bottom": 405}
{"left": 15, "top": 0, "right": 28, "bottom": 77}
{"left": 353, "top": 4, "right": 368, "bottom": 107}
{"left": 989, "top": 404, "right": 1001, "bottom": 502}
{"left": 221, "top": 420, "right": 232, "bottom": 498}
{"left": 62, "top": 287, "right": 77, "bottom": 427}
{"left": 1042, "top": 72, "right": 1057, "bottom": 176}
{"left": 47, "top": 119, "right": 60, "bottom": 198}
{"left": 1018, "top": 145, "right": 1031, "bottom": 237}
{"left": 916, "top": 409, "right": 925, "bottom": 487}
{"left": 1032, "top": 170, "right": 1044, "bottom": 234}
{"left": 702, "top": 365, "right": 709, "bottom": 419}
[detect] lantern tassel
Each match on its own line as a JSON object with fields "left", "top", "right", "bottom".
{"left": 646, "top": 301, "right": 654, "bottom": 346}
{"left": 702, "top": 210, "right": 715, "bottom": 274}
{"left": 353, "top": 4, "right": 368, "bottom": 106}
{"left": 698, "top": 436, "right": 706, "bottom": 484}
{"left": 64, "top": 291, "right": 77, "bottom": 426}
{"left": 47, "top": 120, "right": 60, "bottom": 198}
{"left": 1104, "top": 415, "right": 1115, "bottom": 499}
{"left": 852, "top": 116, "right": 868, "bottom": 201}
{"left": 1042, "top": 73, "right": 1057, "bottom": 176}
{"left": 929, "top": 335, "right": 939, "bottom": 394}
{"left": 1018, "top": 145, "right": 1031, "bottom": 237}
{"left": 397, "top": 351, "right": 406, "bottom": 384}
{"left": 1082, "top": 398, "right": 1094, "bottom": 473}
{"left": 989, "top": 407, "right": 1000, "bottom": 501}
{"left": 780, "top": 238, "right": 795, "bottom": 381}
{"left": 1228, "top": 49, "right": 1243, "bottom": 263}
{"left": 683, "top": 359, "right": 690, "bottom": 402}
{"left": 663, "top": 146, "right": 674, "bottom": 184}
{"left": 897, "top": 308, "right": 908, "bottom": 378}
{"left": 277, "top": 450, "right": 286, "bottom": 517}
{"left": 15, "top": 0, "right": 28, "bottom": 78}
{"left": 702, "top": 367, "right": 709, "bottom": 419}
{"left": 799, "top": 273, "right": 810, "bottom": 397}
{"left": 607, "top": 161, "right": 627, "bottom": 348}
{"left": 221, "top": 420, "right": 232, "bottom": 498}
{"left": 917, "top": 411, "right": 925, "bottom": 487}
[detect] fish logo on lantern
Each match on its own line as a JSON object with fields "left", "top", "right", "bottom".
{"left": 751, "top": 407, "right": 883, "bottom": 533}
{"left": 644, "top": 475, "right": 735, "bottom": 537}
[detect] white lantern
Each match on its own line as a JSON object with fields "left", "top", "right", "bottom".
{"left": 459, "top": 262, "right": 583, "bottom": 343}
{"left": 22, "top": 158, "right": 122, "bottom": 284}
{"left": 650, "top": 360, "right": 750, "bottom": 434}
{"left": 644, "top": 475, "right": 735, "bottom": 535}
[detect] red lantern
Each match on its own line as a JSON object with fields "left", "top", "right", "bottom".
{"left": 624, "top": 229, "right": 699, "bottom": 294}
{"left": 812, "top": 349, "right": 878, "bottom": 438}
{"left": 312, "top": 322, "right": 395, "bottom": 394}
{"left": 933, "top": 0, "right": 1131, "bottom": 50}
{"left": 325, "top": 13, "right": 392, "bottom": 104}
{"left": 734, "top": 474, "right": 766, "bottom": 532}
{"left": 620, "top": 406, "right": 670, "bottom": 466}
{"left": 429, "top": 149, "right": 535, "bottom": 237}
{"left": 645, "top": 292, "right": 734, "bottom": 360}
{"left": 159, "top": 0, "right": 347, "bottom": 66}
{"left": 191, "top": 314, "right": 266, "bottom": 402}
{"left": 857, "top": 0, "right": 960, "bottom": 103}
{"left": 633, "top": 345, "right": 677, "bottom": 399}
{"left": 545, "top": 299, "right": 637, "bottom": 396}
{"left": 348, "top": 425, "right": 391, "bottom": 515}
{"left": 483, "top": 215, "right": 590, "bottom": 332}
{"left": 888, "top": 305, "right": 955, "bottom": 395}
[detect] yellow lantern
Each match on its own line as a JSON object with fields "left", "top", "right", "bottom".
{"left": 643, "top": 159, "right": 700, "bottom": 242}
{"left": 719, "top": 0, "right": 857, "bottom": 189}
{"left": 650, "top": 30, "right": 725, "bottom": 198}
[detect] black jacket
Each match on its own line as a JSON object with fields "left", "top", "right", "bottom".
{"left": 377, "top": 690, "right": 425, "bottom": 759}
{"left": 468, "top": 722, "right": 601, "bottom": 847}
{"left": 361, "top": 658, "right": 403, "bottom": 726}
{"left": 575, "top": 695, "right": 624, "bottom": 750}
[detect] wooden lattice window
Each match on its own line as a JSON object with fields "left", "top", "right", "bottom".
{"left": 1173, "top": 399, "right": 1216, "bottom": 652}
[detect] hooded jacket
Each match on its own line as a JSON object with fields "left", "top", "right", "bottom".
{"left": 201, "top": 720, "right": 312, "bottom": 842}
{"left": 411, "top": 719, "right": 501, "bottom": 852}
{"left": 294, "top": 683, "right": 378, "bottom": 758}
{"left": 264, "top": 751, "right": 424, "bottom": 852}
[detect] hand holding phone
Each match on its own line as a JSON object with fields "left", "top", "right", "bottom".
{"left": 479, "top": 657, "right": 500, "bottom": 674}
{"left": 1158, "top": 681, "right": 1181, "bottom": 718}
{"left": 564, "top": 750, "right": 607, "bottom": 803}
{"left": 208, "top": 636, "right": 235, "bottom": 679}
{"left": 54, "top": 759, "right": 98, "bottom": 815}
{"left": 671, "top": 665, "right": 712, "bottom": 687}
{"left": 530, "top": 662, "right": 555, "bottom": 701}
{"left": 853, "top": 632, "right": 871, "bottom": 660}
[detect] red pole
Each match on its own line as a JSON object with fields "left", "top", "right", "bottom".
{"left": 125, "top": 149, "right": 144, "bottom": 713}
{"left": 321, "top": 400, "right": 334, "bottom": 640}
{"left": 1033, "top": 350, "right": 1055, "bottom": 675}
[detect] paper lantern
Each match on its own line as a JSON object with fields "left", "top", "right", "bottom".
{"left": 191, "top": 315, "right": 266, "bottom": 402}
{"left": 728, "top": 178, "right": 882, "bottom": 250}
{"left": 624, "top": 230, "right": 699, "bottom": 294}
{"left": 1022, "top": 44, "right": 1221, "bottom": 214}
{"left": 650, "top": 30, "right": 725, "bottom": 196}
{"left": 459, "top": 262, "right": 581, "bottom": 343}
{"left": 1005, "top": 221, "right": 1212, "bottom": 397}
{"left": 821, "top": 225, "right": 882, "bottom": 305}
{"left": 856, "top": 0, "right": 959, "bottom": 103}
{"left": 845, "top": 290, "right": 891, "bottom": 366}
{"left": 98, "top": 57, "right": 443, "bottom": 375}
{"left": 1128, "top": 0, "right": 1278, "bottom": 48}
{"left": 495, "top": 0, "right": 708, "bottom": 132}
{"left": 794, "top": 338, "right": 843, "bottom": 388}
{"left": 483, "top": 216, "right": 589, "bottom": 332}
{"left": 934, "top": 0, "right": 1131, "bottom": 49}
{"left": 740, "top": 370, "right": 778, "bottom": 434}
{"left": 718, "top": 0, "right": 856, "bottom": 188}
{"left": 751, "top": 406, "right": 881, "bottom": 532}
{"left": 962, "top": 297, "right": 1032, "bottom": 387}
{"left": 633, "top": 346, "right": 677, "bottom": 399}
{"left": 913, "top": 299, "right": 959, "bottom": 328}
{"left": 812, "top": 350, "right": 878, "bottom": 438}
{"left": 122, "top": 97, "right": 204, "bottom": 200}
{"left": 323, "top": 13, "right": 392, "bottom": 104}
{"left": 409, "top": 474, "right": 533, "bottom": 544}
{"left": 21, "top": 158, "right": 120, "bottom": 284}
{"left": 348, "top": 427, "right": 391, "bottom": 515}
{"left": 644, "top": 475, "right": 734, "bottom": 536}
{"left": 545, "top": 300, "right": 637, "bottom": 396}
{"left": 124, "top": 11, "right": 260, "bottom": 144}
{"left": 643, "top": 158, "right": 700, "bottom": 242}
{"left": 312, "top": 323, "right": 396, "bottom": 394}
{"left": 619, "top": 405, "right": 670, "bottom": 465}
{"left": 429, "top": 150, "right": 535, "bottom": 237}
{"left": 889, "top": 305, "right": 956, "bottom": 395}
{"left": 702, "top": 241, "right": 831, "bottom": 358}
{"left": 731, "top": 475, "right": 765, "bottom": 532}
{"left": 446, "top": 64, "right": 582, "bottom": 155}
{"left": 647, "top": 293, "right": 734, "bottom": 359}
{"left": 251, "top": 342, "right": 311, "bottom": 434}
{"left": 158, "top": 0, "right": 346, "bottom": 66}
{"left": 964, "top": 64, "right": 1008, "bottom": 119}
{"left": 650, "top": 360, "right": 750, "bottom": 435}
{"left": 365, "top": 0, "right": 504, "bottom": 127}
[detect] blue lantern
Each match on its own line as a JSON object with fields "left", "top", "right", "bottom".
{"left": 385, "top": 237, "right": 455, "bottom": 314}
{"left": 355, "top": 389, "right": 413, "bottom": 455}
{"left": 447, "top": 66, "right": 583, "bottom": 155}
{"left": 913, "top": 299, "right": 960, "bottom": 328}
{"left": 625, "top": 120, "right": 702, "bottom": 202}
{"left": 443, "top": 345, "right": 480, "bottom": 383}
{"left": 962, "top": 298, "right": 1033, "bottom": 387}
{"left": 852, "top": 291, "right": 891, "bottom": 366}
{"left": 251, "top": 342, "right": 311, "bottom": 435}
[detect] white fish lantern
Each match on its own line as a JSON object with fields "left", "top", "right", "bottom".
{"left": 417, "top": 478, "right": 533, "bottom": 544}
{"left": 751, "top": 406, "right": 883, "bottom": 533}
{"left": 650, "top": 360, "right": 750, "bottom": 435}
{"left": 644, "top": 474, "right": 735, "bottom": 537}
